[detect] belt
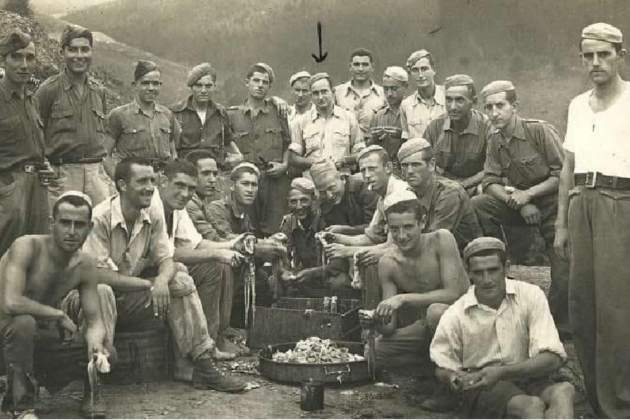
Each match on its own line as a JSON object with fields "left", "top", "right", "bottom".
{"left": 49, "top": 157, "right": 103, "bottom": 165}
{"left": 574, "top": 172, "right": 630, "bottom": 190}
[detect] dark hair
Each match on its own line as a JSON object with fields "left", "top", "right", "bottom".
{"left": 114, "top": 157, "right": 153, "bottom": 192}
{"left": 466, "top": 248, "right": 508, "bottom": 266}
{"left": 164, "top": 158, "right": 198, "bottom": 180}
{"left": 60, "top": 25, "right": 93, "bottom": 49}
{"left": 350, "top": 48, "right": 374, "bottom": 63}
{"left": 187, "top": 149, "right": 217, "bottom": 166}
{"left": 246, "top": 64, "right": 273, "bottom": 83}
{"left": 52, "top": 195, "right": 93, "bottom": 221}
{"left": 384, "top": 199, "right": 425, "bottom": 221}
{"left": 359, "top": 148, "right": 390, "bottom": 166}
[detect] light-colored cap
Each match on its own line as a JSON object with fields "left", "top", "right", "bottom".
{"left": 230, "top": 162, "right": 260, "bottom": 180}
{"left": 383, "top": 189, "right": 418, "bottom": 212}
{"left": 187, "top": 62, "right": 216, "bottom": 86}
{"left": 357, "top": 144, "right": 386, "bottom": 162}
{"left": 252, "top": 62, "right": 275, "bottom": 83}
{"left": 383, "top": 66, "right": 409, "bottom": 83}
{"left": 406, "top": 49, "right": 431, "bottom": 69}
{"left": 397, "top": 138, "right": 432, "bottom": 162}
{"left": 56, "top": 190, "right": 94, "bottom": 209}
{"left": 462, "top": 236, "right": 506, "bottom": 262}
{"left": 581, "top": 22, "right": 623, "bottom": 44}
{"left": 480, "top": 80, "right": 516, "bottom": 100}
{"left": 289, "top": 70, "right": 312, "bottom": 86}
{"left": 290, "top": 177, "right": 316, "bottom": 196}
{"left": 444, "top": 74, "right": 475, "bottom": 89}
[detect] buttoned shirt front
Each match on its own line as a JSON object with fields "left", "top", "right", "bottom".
{"left": 35, "top": 70, "right": 108, "bottom": 161}
{"left": 368, "top": 103, "right": 404, "bottom": 164}
{"left": 564, "top": 83, "right": 630, "bottom": 177}
{"left": 400, "top": 85, "right": 446, "bottom": 139}
{"left": 83, "top": 195, "right": 173, "bottom": 276}
{"left": 482, "top": 116, "right": 564, "bottom": 191}
{"left": 430, "top": 279, "right": 567, "bottom": 372}
{"left": 334, "top": 80, "right": 386, "bottom": 138}
{"left": 364, "top": 175, "right": 411, "bottom": 243}
{"left": 423, "top": 109, "right": 490, "bottom": 179}
{"left": 205, "top": 195, "right": 255, "bottom": 240}
{"left": 107, "top": 100, "right": 181, "bottom": 160}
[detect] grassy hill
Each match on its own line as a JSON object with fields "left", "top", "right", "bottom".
{"left": 60, "top": 0, "right": 630, "bottom": 132}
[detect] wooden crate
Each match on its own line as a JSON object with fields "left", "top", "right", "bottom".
{"left": 248, "top": 297, "right": 361, "bottom": 349}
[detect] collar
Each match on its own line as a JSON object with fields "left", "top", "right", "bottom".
{"left": 243, "top": 97, "right": 271, "bottom": 117}
{"left": 413, "top": 84, "right": 445, "bottom": 106}
{"left": 463, "top": 278, "right": 517, "bottom": 310}
{"left": 0, "top": 80, "right": 27, "bottom": 101}
{"left": 109, "top": 195, "right": 152, "bottom": 232}
{"left": 225, "top": 193, "right": 247, "bottom": 220}
{"left": 310, "top": 104, "right": 345, "bottom": 122}
{"left": 443, "top": 109, "right": 483, "bottom": 135}
{"left": 341, "top": 80, "right": 382, "bottom": 97}
{"left": 287, "top": 210, "right": 320, "bottom": 232}
{"left": 132, "top": 99, "right": 161, "bottom": 117}
{"left": 415, "top": 175, "right": 437, "bottom": 210}
{"left": 490, "top": 115, "right": 526, "bottom": 142}
{"left": 290, "top": 103, "right": 315, "bottom": 118}
{"left": 61, "top": 69, "right": 97, "bottom": 92}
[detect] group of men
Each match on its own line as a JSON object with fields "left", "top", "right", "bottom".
{"left": 0, "top": 18, "right": 627, "bottom": 419}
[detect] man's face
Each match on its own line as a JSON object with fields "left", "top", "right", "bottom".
{"left": 382, "top": 78, "right": 406, "bottom": 107}
{"left": 191, "top": 74, "right": 215, "bottom": 105}
{"left": 161, "top": 172, "right": 197, "bottom": 210}
{"left": 581, "top": 39, "right": 625, "bottom": 86}
{"left": 135, "top": 70, "right": 162, "bottom": 105}
{"left": 196, "top": 158, "right": 218, "bottom": 197}
{"left": 232, "top": 172, "right": 258, "bottom": 206}
{"left": 246, "top": 71, "right": 270, "bottom": 100}
{"left": 288, "top": 189, "right": 313, "bottom": 220}
{"left": 409, "top": 57, "right": 435, "bottom": 89}
{"left": 120, "top": 164, "right": 156, "bottom": 209}
{"left": 468, "top": 254, "right": 507, "bottom": 307}
{"left": 52, "top": 202, "right": 92, "bottom": 253}
{"left": 1, "top": 42, "right": 36, "bottom": 85}
{"left": 400, "top": 152, "right": 434, "bottom": 189}
{"left": 359, "top": 153, "right": 390, "bottom": 194}
{"left": 62, "top": 37, "right": 92, "bottom": 75}
{"left": 445, "top": 85, "right": 474, "bottom": 121}
{"left": 387, "top": 210, "right": 423, "bottom": 253}
{"left": 311, "top": 78, "right": 334, "bottom": 110}
{"left": 292, "top": 78, "right": 311, "bottom": 108}
{"left": 349, "top": 55, "right": 373, "bottom": 82}
{"left": 483, "top": 92, "right": 516, "bottom": 130}
{"left": 317, "top": 172, "right": 345, "bottom": 205}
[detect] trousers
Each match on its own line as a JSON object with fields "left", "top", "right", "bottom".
{"left": 47, "top": 162, "right": 112, "bottom": 209}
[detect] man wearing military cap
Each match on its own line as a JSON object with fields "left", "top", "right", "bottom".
{"left": 400, "top": 49, "right": 446, "bottom": 140}
{"left": 555, "top": 22, "right": 630, "bottom": 418}
{"left": 0, "top": 30, "right": 52, "bottom": 257}
{"left": 423, "top": 74, "right": 491, "bottom": 195}
{"left": 287, "top": 70, "right": 314, "bottom": 123}
{"left": 472, "top": 80, "right": 569, "bottom": 335}
{"left": 368, "top": 66, "right": 408, "bottom": 175}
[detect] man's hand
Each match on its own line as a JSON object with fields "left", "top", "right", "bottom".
{"left": 295, "top": 267, "right": 320, "bottom": 283}
{"left": 375, "top": 295, "right": 404, "bottom": 324}
{"left": 461, "top": 366, "right": 504, "bottom": 390}
{"left": 325, "top": 225, "right": 352, "bottom": 234}
{"left": 355, "top": 247, "right": 385, "bottom": 266}
{"left": 324, "top": 243, "right": 353, "bottom": 259}
{"left": 448, "top": 371, "right": 466, "bottom": 392}
{"left": 519, "top": 203, "right": 541, "bottom": 225}
{"left": 265, "top": 161, "right": 287, "bottom": 178}
{"left": 225, "top": 153, "right": 243, "bottom": 168}
{"left": 151, "top": 279, "right": 171, "bottom": 320}
{"left": 554, "top": 226, "right": 570, "bottom": 260}
{"left": 270, "top": 96, "right": 289, "bottom": 118}
{"left": 507, "top": 189, "right": 532, "bottom": 209}
{"left": 215, "top": 249, "right": 246, "bottom": 267}
{"left": 58, "top": 313, "right": 78, "bottom": 342}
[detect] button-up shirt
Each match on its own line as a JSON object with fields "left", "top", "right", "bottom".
{"left": 35, "top": 70, "right": 108, "bottom": 162}
{"left": 152, "top": 192, "right": 202, "bottom": 249}
{"left": 186, "top": 193, "right": 222, "bottom": 241}
{"left": 106, "top": 100, "right": 181, "bottom": 160}
{"left": 290, "top": 105, "right": 362, "bottom": 164}
{"left": 334, "top": 80, "right": 386, "bottom": 138}
{"left": 170, "top": 96, "right": 234, "bottom": 164}
{"left": 83, "top": 195, "right": 173, "bottom": 276}
{"left": 204, "top": 195, "right": 254, "bottom": 240}
{"left": 364, "top": 175, "right": 410, "bottom": 243}
{"left": 430, "top": 279, "right": 567, "bottom": 372}
{"left": 0, "top": 81, "right": 46, "bottom": 171}
{"left": 482, "top": 116, "right": 564, "bottom": 191}
{"left": 368, "top": 103, "right": 404, "bottom": 166}
{"left": 320, "top": 174, "right": 379, "bottom": 228}
{"left": 423, "top": 109, "right": 490, "bottom": 179}
{"left": 400, "top": 85, "right": 446, "bottom": 139}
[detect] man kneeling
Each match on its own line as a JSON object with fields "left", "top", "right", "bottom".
{"left": 430, "top": 237, "right": 575, "bottom": 418}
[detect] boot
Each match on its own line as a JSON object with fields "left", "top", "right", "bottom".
{"left": 192, "top": 355, "right": 246, "bottom": 393}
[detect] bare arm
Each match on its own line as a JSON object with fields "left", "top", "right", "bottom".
{"left": 523, "top": 176, "right": 560, "bottom": 200}
{"left": 92, "top": 267, "right": 152, "bottom": 291}
{"left": 288, "top": 150, "right": 314, "bottom": 171}
{"left": 485, "top": 183, "right": 512, "bottom": 203}
{"left": 554, "top": 152, "right": 574, "bottom": 259}
{"left": 77, "top": 266, "right": 107, "bottom": 356}
{"left": 460, "top": 170, "right": 485, "bottom": 190}
{"left": 174, "top": 239, "right": 243, "bottom": 265}
{"left": 154, "top": 257, "right": 176, "bottom": 287}
{"left": 376, "top": 255, "right": 400, "bottom": 337}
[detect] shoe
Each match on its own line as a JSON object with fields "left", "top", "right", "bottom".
{"left": 13, "top": 409, "right": 38, "bottom": 419}
{"left": 419, "top": 384, "right": 458, "bottom": 413}
{"left": 192, "top": 357, "right": 246, "bottom": 393}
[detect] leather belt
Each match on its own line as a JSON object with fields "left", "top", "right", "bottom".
{"left": 49, "top": 157, "right": 103, "bottom": 165}
{"left": 574, "top": 172, "right": 630, "bottom": 190}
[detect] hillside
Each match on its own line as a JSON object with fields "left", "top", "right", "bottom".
{"left": 30, "top": 0, "right": 114, "bottom": 16}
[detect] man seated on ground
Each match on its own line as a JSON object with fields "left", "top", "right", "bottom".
{"left": 372, "top": 191, "right": 468, "bottom": 374}
{"left": 309, "top": 159, "right": 379, "bottom": 235}
{"left": 82, "top": 157, "right": 246, "bottom": 393}
{"left": 430, "top": 237, "right": 575, "bottom": 418}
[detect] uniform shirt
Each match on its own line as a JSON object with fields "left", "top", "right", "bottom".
{"left": 334, "top": 80, "right": 386, "bottom": 138}
{"left": 482, "top": 116, "right": 564, "bottom": 191}
{"left": 83, "top": 195, "right": 173, "bottom": 276}
{"left": 205, "top": 195, "right": 255, "bottom": 240}
{"left": 0, "top": 80, "right": 46, "bottom": 171}
{"left": 400, "top": 85, "right": 446, "bottom": 139}
{"left": 367, "top": 103, "right": 404, "bottom": 165}
{"left": 364, "top": 175, "right": 410, "bottom": 243}
{"left": 186, "top": 193, "right": 222, "bottom": 241}
{"left": 423, "top": 109, "right": 490, "bottom": 179}
{"left": 320, "top": 174, "right": 379, "bottom": 228}
{"left": 227, "top": 98, "right": 290, "bottom": 164}
{"left": 564, "top": 83, "right": 630, "bottom": 177}
{"left": 152, "top": 192, "right": 202, "bottom": 250}
{"left": 415, "top": 176, "right": 481, "bottom": 249}
{"left": 107, "top": 100, "right": 181, "bottom": 160}
{"left": 290, "top": 105, "right": 362, "bottom": 164}
{"left": 279, "top": 210, "right": 326, "bottom": 270}
{"left": 170, "top": 95, "right": 234, "bottom": 163}
{"left": 35, "top": 70, "right": 108, "bottom": 162}
{"left": 430, "top": 279, "right": 567, "bottom": 372}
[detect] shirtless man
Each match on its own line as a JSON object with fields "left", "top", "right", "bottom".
{"left": 0, "top": 191, "right": 112, "bottom": 418}
{"left": 372, "top": 191, "right": 469, "bottom": 372}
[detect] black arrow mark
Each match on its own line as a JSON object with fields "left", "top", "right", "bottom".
{"left": 311, "top": 21, "right": 328, "bottom": 63}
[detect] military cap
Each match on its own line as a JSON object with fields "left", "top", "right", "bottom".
{"left": 230, "top": 162, "right": 260, "bottom": 181}
{"left": 289, "top": 70, "right": 311, "bottom": 86}
{"left": 310, "top": 72, "right": 333, "bottom": 88}
{"left": 397, "top": 138, "right": 432, "bottom": 162}
{"left": 480, "top": 80, "right": 516, "bottom": 100}
{"left": 383, "top": 189, "right": 418, "bottom": 213}
{"left": 383, "top": 66, "right": 409, "bottom": 83}
{"left": 60, "top": 25, "right": 93, "bottom": 49}
{"left": 581, "top": 22, "right": 623, "bottom": 44}
{"left": 251, "top": 62, "right": 275, "bottom": 84}
{"left": 290, "top": 177, "right": 316, "bottom": 196}
{"left": 134, "top": 60, "right": 159, "bottom": 82}
{"left": 444, "top": 74, "right": 475, "bottom": 89}
{"left": 406, "top": 49, "right": 431, "bottom": 69}
{"left": 309, "top": 159, "right": 338, "bottom": 189}
{"left": 462, "top": 236, "right": 506, "bottom": 263}
{"left": 0, "top": 31, "right": 32, "bottom": 57}
{"left": 187, "top": 62, "right": 216, "bottom": 86}
{"left": 57, "top": 190, "right": 94, "bottom": 210}
{"left": 357, "top": 144, "right": 386, "bottom": 162}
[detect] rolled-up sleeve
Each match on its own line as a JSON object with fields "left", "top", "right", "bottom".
{"left": 149, "top": 206, "right": 174, "bottom": 266}
{"left": 174, "top": 210, "right": 203, "bottom": 250}
{"left": 348, "top": 112, "right": 364, "bottom": 153}
{"left": 538, "top": 123, "right": 564, "bottom": 178}
{"left": 363, "top": 201, "right": 387, "bottom": 244}
{"left": 430, "top": 309, "right": 464, "bottom": 371}
{"left": 526, "top": 286, "right": 567, "bottom": 361}
{"left": 83, "top": 215, "right": 117, "bottom": 270}
{"left": 481, "top": 138, "right": 505, "bottom": 190}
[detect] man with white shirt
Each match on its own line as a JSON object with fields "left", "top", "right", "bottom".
{"left": 554, "top": 22, "right": 630, "bottom": 418}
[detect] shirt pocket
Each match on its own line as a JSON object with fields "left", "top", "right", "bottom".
{"left": 514, "top": 153, "right": 548, "bottom": 184}
{"left": 0, "top": 115, "right": 22, "bottom": 146}
{"left": 50, "top": 104, "right": 76, "bottom": 133}
{"left": 119, "top": 126, "right": 149, "bottom": 154}
{"left": 302, "top": 126, "right": 322, "bottom": 157}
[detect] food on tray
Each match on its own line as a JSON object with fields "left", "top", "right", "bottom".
{"left": 271, "top": 337, "right": 365, "bottom": 364}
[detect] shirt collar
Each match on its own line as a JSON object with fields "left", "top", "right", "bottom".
{"left": 184, "top": 95, "right": 217, "bottom": 114}
{"left": 243, "top": 97, "right": 271, "bottom": 117}
{"left": 490, "top": 115, "right": 526, "bottom": 142}
{"left": 109, "top": 195, "right": 152, "bottom": 232}
{"left": 61, "top": 69, "right": 98, "bottom": 92}
{"left": 414, "top": 84, "right": 445, "bottom": 106}
{"left": 311, "top": 105, "right": 344, "bottom": 121}
{"left": 463, "top": 278, "right": 517, "bottom": 310}
{"left": 132, "top": 99, "right": 160, "bottom": 117}
{"left": 443, "top": 109, "right": 482, "bottom": 136}
{"left": 342, "top": 80, "right": 382, "bottom": 97}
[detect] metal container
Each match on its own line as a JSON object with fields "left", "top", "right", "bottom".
{"left": 300, "top": 379, "right": 324, "bottom": 411}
